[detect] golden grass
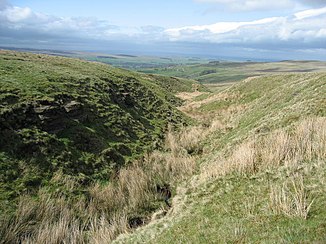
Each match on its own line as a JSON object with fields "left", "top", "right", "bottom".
{"left": 175, "top": 91, "right": 208, "bottom": 101}
{"left": 0, "top": 192, "right": 87, "bottom": 244}
{"left": 165, "top": 126, "right": 204, "bottom": 156}
{"left": 5, "top": 106, "right": 323, "bottom": 242}
{"left": 198, "top": 116, "right": 324, "bottom": 219}
{"left": 269, "top": 175, "right": 314, "bottom": 219}
{"left": 201, "top": 117, "right": 326, "bottom": 180}
{"left": 89, "top": 214, "right": 129, "bottom": 244}
{"left": 1, "top": 125, "right": 202, "bottom": 243}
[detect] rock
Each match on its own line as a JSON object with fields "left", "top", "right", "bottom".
{"left": 38, "top": 114, "right": 50, "bottom": 121}
{"left": 64, "top": 101, "right": 81, "bottom": 113}
{"left": 33, "top": 105, "right": 53, "bottom": 114}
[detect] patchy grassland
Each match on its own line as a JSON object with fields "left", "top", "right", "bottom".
{"left": 115, "top": 73, "right": 326, "bottom": 243}
{"left": 140, "top": 60, "right": 326, "bottom": 92}
{"left": 0, "top": 50, "right": 207, "bottom": 243}
{"left": 1, "top": 50, "right": 325, "bottom": 243}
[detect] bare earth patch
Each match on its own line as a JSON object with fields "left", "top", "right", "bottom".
{"left": 175, "top": 91, "right": 208, "bottom": 101}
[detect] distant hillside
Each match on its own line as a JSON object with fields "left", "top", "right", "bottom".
{"left": 0, "top": 50, "right": 199, "bottom": 210}
{"left": 139, "top": 60, "right": 326, "bottom": 91}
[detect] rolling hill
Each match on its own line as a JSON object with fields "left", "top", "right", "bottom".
{"left": 1, "top": 50, "right": 325, "bottom": 243}
{"left": 0, "top": 50, "right": 201, "bottom": 213}
{"left": 140, "top": 60, "right": 326, "bottom": 91}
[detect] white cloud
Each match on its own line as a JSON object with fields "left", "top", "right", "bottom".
{"left": 0, "top": 1, "right": 325, "bottom": 57}
{"left": 165, "top": 7, "right": 326, "bottom": 48}
{"left": 194, "top": 0, "right": 326, "bottom": 11}
{"left": 0, "top": 3, "right": 165, "bottom": 42}
{"left": 194, "top": 0, "right": 294, "bottom": 11}
{"left": 2, "top": 6, "right": 32, "bottom": 22}
{"left": 0, "top": 4, "right": 125, "bottom": 40}
{"left": 165, "top": 17, "right": 279, "bottom": 39}
{"left": 294, "top": 6, "right": 326, "bottom": 19}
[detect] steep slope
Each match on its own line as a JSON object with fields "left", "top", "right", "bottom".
{"left": 0, "top": 50, "right": 198, "bottom": 210}
{"left": 114, "top": 73, "right": 326, "bottom": 243}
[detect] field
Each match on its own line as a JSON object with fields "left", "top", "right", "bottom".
{"left": 140, "top": 60, "right": 326, "bottom": 91}
{"left": 0, "top": 47, "right": 209, "bottom": 70}
{"left": 4, "top": 47, "right": 326, "bottom": 92}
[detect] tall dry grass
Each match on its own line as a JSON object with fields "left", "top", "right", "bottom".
{"left": 0, "top": 125, "right": 203, "bottom": 244}
{"left": 269, "top": 175, "right": 314, "bottom": 219}
{"left": 88, "top": 213, "right": 129, "bottom": 244}
{"left": 202, "top": 117, "right": 326, "bottom": 179}
{"left": 199, "top": 117, "right": 325, "bottom": 220}
{"left": 0, "top": 193, "right": 86, "bottom": 244}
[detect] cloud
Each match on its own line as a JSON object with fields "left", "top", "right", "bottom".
{"left": 0, "top": 1, "right": 325, "bottom": 60}
{"left": 0, "top": 3, "right": 166, "bottom": 47}
{"left": 0, "top": 4, "right": 143, "bottom": 49}
{"left": 2, "top": 6, "right": 32, "bottom": 22}
{"left": 294, "top": 6, "right": 326, "bottom": 19}
{"left": 194, "top": 0, "right": 294, "bottom": 11}
{"left": 0, "top": 0, "right": 9, "bottom": 10}
{"left": 296, "top": 0, "right": 326, "bottom": 7}
{"left": 141, "top": 25, "right": 165, "bottom": 34}
{"left": 164, "top": 7, "right": 326, "bottom": 50}
{"left": 194, "top": 0, "right": 326, "bottom": 11}
{"left": 165, "top": 17, "right": 279, "bottom": 38}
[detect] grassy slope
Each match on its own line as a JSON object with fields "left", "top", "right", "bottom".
{"left": 114, "top": 73, "right": 326, "bottom": 243}
{"left": 79, "top": 53, "right": 208, "bottom": 70}
{"left": 0, "top": 48, "right": 209, "bottom": 70}
{"left": 0, "top": 50, "right": 199, "bottom": 212}
{"left": 140, "top": 61, "right": 326, "bottom": 87}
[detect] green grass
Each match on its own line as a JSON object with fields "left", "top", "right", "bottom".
{"left": 123, "top": 166, "right": 326, "bottom": 243}
{"left": 0, "top": 50, "right": 198, "bottom": 213}
{"left": 140, "top": 60, "right": 326, "bottom": 86}
{"left": 1, "top": 49, "right": 326, "bottom": 243}
{"left": 114, "top": 72, "right": 326, "bottom": 243}
{"left": 202, "top": 74, "right": 326, "bottom": 151}
{"left": 4, "top": 48, "right": 209, "bottom": 70}
{"left": 81, "top": 54, "right": 208, "bottom": 70}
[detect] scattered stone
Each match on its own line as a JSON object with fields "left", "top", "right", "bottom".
{"left": 64, "top": 101, "right": 81, "bottom": 113}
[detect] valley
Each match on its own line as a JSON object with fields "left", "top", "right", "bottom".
{"left": 115, "top": 72, "right": 326, "bottom": 243}
{"left": 0, "top": 50, "right": 325, "bottom": 243}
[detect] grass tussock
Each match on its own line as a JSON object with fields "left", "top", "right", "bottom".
{"left": 165, "top": 122, "right": 225, "bottom": 156}
{"left": 165, "top": 126, "right": 204, "bottom": 156}
{"left": 88, "top": 214, "right": 129, "bottom": 244}
{"left": 0, "top": 193, "right": 85, "bottom": 244}
{"left": 202, "top": 117, "right": 326, "bottom": 179}
{"left": 269, "top": 175, "right": 314, "bottom": 219}
{"left": 0, "top": 125, "right": 202, "bottom": 244}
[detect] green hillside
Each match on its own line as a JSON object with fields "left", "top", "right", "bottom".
{"left": 115, "top": 73, "right": 326, "bottom": 243}
{"left": 1, "top": 50, "right": 325, "bottom": 243}
{"left": 140, "top": 60, "right": 326, "bottom": 91}
{"left": 0, "top": 50, "right": 200, "bottom": 212}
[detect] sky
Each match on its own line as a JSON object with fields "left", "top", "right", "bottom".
{"left": 1, "top": 0, "right": 326, "bottom": 60}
